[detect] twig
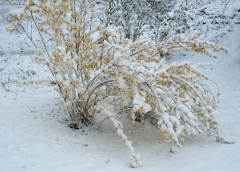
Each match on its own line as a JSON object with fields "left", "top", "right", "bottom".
{"left": 97, "top": 117, "right": 110, "bottom": 130}
{"left": 18, "top": 23, "right": 37, "bottom": 49}
{"left": 6, "top": 0, "right": 25, "bottom": 5}
{"left": 29, "top": 11, "right": 50, "bottom": 58}
{"left": 221, "top": 0, "right": 231, "bottom": 19}
{"left": 170, "top": 75, "right": 207, "bottom": 106}
{"left": 216, "top": 137, "right": 235, "bottom": 144}
{"left": 84, "top": 79, "right": 116, "bottom": 113}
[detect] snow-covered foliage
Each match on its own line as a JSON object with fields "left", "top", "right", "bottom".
{"left": 95, "top": 0, "right": 240, "bottom": 44}
{"left": 166, "top": 0, "right": 240, "bottom": 43}
{"left": 7, "top": 0, "right": 228, "bottom": 167}
{"left": 97, "top": 0, "right": 175, "bottom": 42}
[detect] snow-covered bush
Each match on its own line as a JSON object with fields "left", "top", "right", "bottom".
{"left": 7, "top": 0, "right": 227, "bottom": 167}
{"left": 95, "top": 0, "right": 240, "bottom": 44}
{"left": 166, "top": 0, "right": 240, "bottom": 43}
{"left": 97, "top": 0, "right": 175, "bottom": 42}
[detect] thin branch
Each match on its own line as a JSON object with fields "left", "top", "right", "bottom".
{"left": 170, "top": 75, "right": 207, "bottom": 106}
{"left": 130, "top": 48, "right": 146, "bottom": 56}
{"left": 84, "top": 79, "right": 116, "bottom": 113}
{"left": 6, "top": 0, "right": 25, "bottom": 5}
{"left": 97, "top": 117, "right": 110, "bottom": 130}
{"left": 29, "top": 10, "right": 50, "bottom": 58}
{"left": 18, "top": 23, "right": 37, "bottom": 49}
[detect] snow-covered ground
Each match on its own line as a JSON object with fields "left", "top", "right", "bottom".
{"left": 1, "top": 3, "right": 240, "bottom": 172}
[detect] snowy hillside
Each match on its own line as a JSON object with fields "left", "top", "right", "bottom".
{"left": 0, "top": 1, "right": 240, "bottom": 172}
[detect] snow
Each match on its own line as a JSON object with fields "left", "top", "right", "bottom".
{"left": 1, "top": 2, "right": 240, "bottom": 172}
